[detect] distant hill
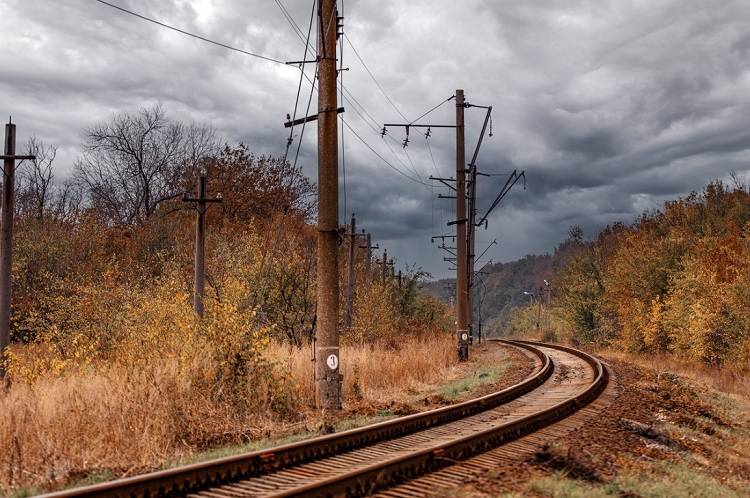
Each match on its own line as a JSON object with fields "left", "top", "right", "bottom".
{"left": 422, "top": 239, "right": 579, "bottom": 336}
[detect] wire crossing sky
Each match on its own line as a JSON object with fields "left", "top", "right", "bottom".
{"left": 2, "top": 0, "right": 750, "bottom": 277}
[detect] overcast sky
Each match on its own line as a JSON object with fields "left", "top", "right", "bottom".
{"left": 2, "top": 0, "right": 749, "bottom": 278}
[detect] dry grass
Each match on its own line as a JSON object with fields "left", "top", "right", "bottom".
{"left": 0, "top": 334, "right": 455, "bottom": 495}
{"left": 270, "top": 334, "right": 456, "bottom": 407}
{"left": 601, "top": 349, "right": 750, "bottom": 398}
{"left": 510, "top": 330, "right": 750, "bottom": 399}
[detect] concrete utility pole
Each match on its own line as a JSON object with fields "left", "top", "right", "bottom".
{"left": 359, "top": 230, "right": 377, "bottom": 279}
{"left": 345, "top": 213, "right": 357, "bottom": 328}
{"left": 0, "top": 119, "right": 34, "bottom": 380}
{"left": 536, "top": 286, "right": 543, "bottom": 335}
{"left": 455, "top": 89, "right": 469, "bottom": 361}
{"left": 183, "top": 175, "right": 222, "bottom": 318}
{"left": 381, "top": 248, "right": 388, "bottom": 282}
{"left": 467, "top": 164, "right": 477, "bottom": 343}
{"left": 466, "top": 105, "right": 492, "bottom": 344}
{"left": 543, "top": 280, "right": 552, "bottom": 337}
{"left": 315, "top": 0, "right": 342, "bottom": 411}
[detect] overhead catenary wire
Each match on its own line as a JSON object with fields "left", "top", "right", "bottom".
{"left": 254, "top": 0, "right": 318, "bottom": 309}
{"left": 425, "top": 136, "right": 441, "bottom": 177}
{"left": 92, "top": 0, "right": 288, "bottom": 65}
{"left": 339, "top": 0, "right": 347, "bottom": 221}
{"left": 284, "top": 0, "right": 317, "bottom": 162}
{"left": 344, "top": 33, "right": 408, "bottom": 123}
{"left": 409, "top": 95, "right": 455, "bottom": 125}
{"left": 295, "top": 66, "right": 427, "bottom": 188}
{"left": 343, "top": 33, "right": 424, "bottom": 140}
{"left": 342, "top": 118, "right": 430, "bottom": 186}
{"left": 274, "top": 0, "right": 435, "bottom": 188}
{"left": 95, "top": 0, "right": 434, "bottom": 190}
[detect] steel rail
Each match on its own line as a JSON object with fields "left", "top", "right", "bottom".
{"left": 35, "top": 342, "right": 552, "bottom": 498}
{"left": 264, "top": 341, "right": 608, "bottom": 497}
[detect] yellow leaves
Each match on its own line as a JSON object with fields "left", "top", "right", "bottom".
{"left": 642, "top": 298, "right": 668, "bottom": 353}
{"left": 556, "top": 181, "right": 750, "bottom": 366}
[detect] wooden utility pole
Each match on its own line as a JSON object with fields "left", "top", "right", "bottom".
{"left": 183, "top": 175, "right": 222, "bottom": 318}
{"left": 467, "top": 164, "right": 477, "bottom": 343}
{"left": 536, "top": 286, "right": 543, "bottom": 335}
{"left": 0, "top": 119, "right": 34, "bottom": 380}
{"left": 455, "top": 89, "right": 469, "bottom": 361}
{"left": 381, "top": 248, "right": 388, "bottom": 282}
{"left": 315, "top": 0, "right": 341, "bottom": 411}
{"left": 345, "top": 213, "right": 357, "bottom": 328}
{"left": 359, "top": 230, "right": 377, "bottom": 279}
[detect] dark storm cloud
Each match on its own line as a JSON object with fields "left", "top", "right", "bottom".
{"left": 2, "top": 0, "right": 750, "bottom": 277}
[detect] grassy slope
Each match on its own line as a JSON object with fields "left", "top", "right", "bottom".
{"left": 4, "top": 341, "right": 533, "bottom": 498}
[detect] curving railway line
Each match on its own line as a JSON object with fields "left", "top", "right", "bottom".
{"left": 37, "top": 340, "right": 608, "bottom": 498}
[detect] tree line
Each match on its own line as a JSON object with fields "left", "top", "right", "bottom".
{"left": 9, "top": 104, "right": 448, "bottom": 357}
{"left": 550, "top": 179, "right": 750, "bottom": 367}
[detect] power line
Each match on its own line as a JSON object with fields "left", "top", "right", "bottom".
{"left": 274, "top": 0, "right": 307, "bottom": 40}
{"left": 409, "top": 95, "right": 455, "bottom": 124}
{"left": 92, "top": 0, "right": 288, "bottom": 65}
{"left": 344, "top": 33, "right": 408, "bottom": 123}
{"left": 425, "top": 136, "right": 441, "bottom": 177}
{"left": 284, "top": 0, "right": 317, "bottom": 162}
{"left": 343, "top": 118, "right": 430, "bottom": 186}
{"left": 255, "top": 0, "right": 317, "bottom": 309}
{"left": 340, "top": 0, "right": 347, "bottom": 221}
{"left": 344, "top": 33, "right": 430, "bottom": 140}
{"left": 278, "top": 3, "right": 431, "bottom": 197}
{"left": 96, "top": 0, "right": 432, "bottom": 189}
{"left": 273, "top": 0, "right": 431, "bottom": 182}
{"left": 296, "top": 68, "right": 427, "bottom": 188}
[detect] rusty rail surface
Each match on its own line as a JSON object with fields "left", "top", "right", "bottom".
{"left": 35, "top": 341, "right": 553, "bottom": 498}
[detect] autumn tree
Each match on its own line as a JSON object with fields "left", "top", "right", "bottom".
{"left": 553, "top": 180, "right": 750, "bottom": 366}
{"left": 197, "top": 144, "right": 315, "bottom": 225}
{"left": 74, "top": 105, "right": 218, "bottom": 225}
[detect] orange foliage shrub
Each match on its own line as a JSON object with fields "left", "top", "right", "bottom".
{"left": 557, "top": 181, "right": 750, "bottom": 367}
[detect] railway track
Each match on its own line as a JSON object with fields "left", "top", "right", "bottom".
{"left": 38, "top": 340, "right": 607, "bottom": 498}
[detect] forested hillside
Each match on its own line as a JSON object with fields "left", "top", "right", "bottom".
{"left": 512, "top": 179, "right": 750, "bottom": 367}
{"left": 423, "top": 241, "right": 578, "bottom": 335}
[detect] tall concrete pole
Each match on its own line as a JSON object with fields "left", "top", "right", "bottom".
{"left": 183, "top": 174, "right": 222, "bottom": 319}
{"left": 0, "top": 121, "right": 15, "bottom": 380}
{"left": 536, "top": 286, "right": 543, "bottom": 335}
{"left": 381, "top": 248, "right": 387, "bottom": 282}
{"left": 465, "top": 106, "right": 492, "bottom": 343}
{"left": 364, "top": 231, "right": 371, "bottom": 277}
{"left": 315, "top": 0, "right": 342, "bottom": 411}
{"left": 194, "top": 176, "right": 207, "bottom": 318}
{"left": 467, "top": 164, "right": 477, "bottom": 342}
{"left": 455, "top": 89, "right": 469, "bottom": 361}
{"left": 345, "top": 213, "right": 356, "bottom": 328}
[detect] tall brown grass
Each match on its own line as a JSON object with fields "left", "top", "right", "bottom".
{"left": 0, "top": 334, "right": 455, "bottom": 494}
{"left": 270, "top": 334, "right": 455, "bottom": 407}
{"left": 602, "top": 349, "right": 750, "bottom": 398}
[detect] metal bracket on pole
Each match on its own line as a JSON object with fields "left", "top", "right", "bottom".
{"left": 285, "top": 107, "right": 345, "bottom": 128}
